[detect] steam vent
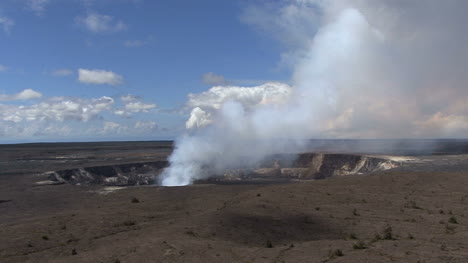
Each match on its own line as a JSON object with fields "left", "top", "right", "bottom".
{"left": 44, "top": 153, "right": 399, "bottom": 186}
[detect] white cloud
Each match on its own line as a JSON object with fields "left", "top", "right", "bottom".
{"left": 115, "top": 94, "right": 157, "bottom": 116}
{"left": 27, "top": 0, "right": 50, "bottom": 15}
{"left": 135, "top": 120, "right": 158, "bottom": 131}
{"left": 52, "top": 69, "right": 73, "bottom": 77}
{"left": 0, "top": 16, "right": 14, "bottom": 34}
{"left": 0, "top": 93, "right": 161, "bottom": 139}
{"left": 0, "top": 89, "right": 42, "bottom": 101}
{"left": 187, "top": 82, "right": 292, "bottom": 110}
{"left": 99, "top": 121, "right": 128, "bottom": 135}
{"left": 124, "top": 101, "right": 156, "bottom": 113}
{"left": 76, "top": 12, "right": 127, "bottom": 33}
{"left": 202, "top": 72, "right": 227, "bottom": 86}
{"left": 120, "top": 94, "right": 138, "bottom": 103}
{"left": 0, "top": 96, "right": 114, "bottom": 123}
{"left": 78, "top": 68, "right": 123, "bottom": 85}
{"left": 124, "top": 39, "right": 148, "bottom": 47}
{"left": 185, "top": 82, "right": 292, "bottom": 129}
{"left": 0, "top": 65, "right": 8, "bottom": 72}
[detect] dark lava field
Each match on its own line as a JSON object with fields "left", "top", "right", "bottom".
{"left": 1, "top": 140, "right": 468, "bottom": 263}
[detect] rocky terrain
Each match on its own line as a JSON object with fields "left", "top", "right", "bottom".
{"left": 41, "top": 153, "right": 400, "bottom": 187}
{"left": 1, "top": 140, "right": 468, "bottom": 263}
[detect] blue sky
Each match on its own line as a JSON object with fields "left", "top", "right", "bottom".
{"left": 3, "top": 1, "right": 468, "bottom": 143}
{"left": 0, "top": 0, "right": 289, "bottom": 143}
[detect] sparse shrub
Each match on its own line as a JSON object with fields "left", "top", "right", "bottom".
{"left": 347, "top": 233, "right": 358, "bottom": 240}
{"left": 353, "top": 208, "right": 359, "bottom": 216}
{"left": 42, "top": 235, "right": 49, "bottom": 240}
{"left": 256, "top": 193, "right": 261, "bottom": 197}
{"left": 266, "top": 240, "right": 273, "bottom": 248}
{"left": 131, "top": 197, "right": 140, "bottom": 203}
{"left": 448, "top": 216, "right": 458, "bottom": 224}
{"left": 439, "top": 209, "right": 445, "bottom": 214}
{"left": 328, "top": 249, "right": 344, "bottom": 258}
{"left": 372, "top": 234, "right": 382, "bottom": 242}
{"left": 362, "top": 199, "right": 367, "bottom": 203}
{"left": 124, "top": 220, "right": 136, "bottom": 226}
{"left": 71, "top": 248, "right": 77, "bottom": 255}
{"left": 408, "top": 233, "right": 414, "bottom": 239}
{"left": 353, "top": 241, "right": 367, "bottom": 250}
{"left": 185, "top": 230, "right": 197, "bottom": 237}
{"left": 113, "top": 220, "right": 136, "bottom": 227}
{"left": 315, "top": 207, "right": 320, "bottom": 211}
{"left": 383, "top": 226, "right": 394, "bottom": 240}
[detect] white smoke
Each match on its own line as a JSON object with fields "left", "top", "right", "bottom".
{"left": 161, "top": 0, "right": 468, "bottom": 186}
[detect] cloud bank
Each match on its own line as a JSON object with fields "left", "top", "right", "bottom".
{"left": 0, "top": 89, "right": 42, "bottom": 101}
{"left": 78, "top": 68, "right": 123, "bottom": 85}
{"left": 0, "top": 92, "right": 159, "bottom": 139}
{"left": 161, "top": 0, "right": 468, "bottom": 186}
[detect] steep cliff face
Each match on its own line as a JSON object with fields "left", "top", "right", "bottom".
{"left": 45, "top": 161, "right": 168, "bottom": 186}
{"left": 44, "top": 153, "right": 400, "bottom": 186}
{"left": 213, "top": 153, "right": 400, "bottom": 182}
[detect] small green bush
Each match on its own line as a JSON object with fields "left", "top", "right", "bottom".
{"left": 353, "top": 241, "right": 367, "bottom": 250}
{"left": 448, "top": 216, "right": 458, "bottom": 224}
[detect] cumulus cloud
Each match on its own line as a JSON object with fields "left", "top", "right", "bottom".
{"left": 0, "top": 96, "right": 114, "bottom": 123}
{"left": 78, "top": 68, "right": 123, "bottom": 85}
{"left": 202, "top": 72, "right": 228, "bottom": 86}
{"left": 187, "top": 82, "right": 292, "bottom": 111}
{"left": 115, "top": 94, "right": 157, "bottom": 116}
{"left": 124, "top": 101, "right": 156, "bottom": 113}
{"left": 185, "top": 82, "right": 291, "bottom": 128}
{"left": 0, "top": 16, "right": 14, "bottom": 34}
{"left": 135, "top": 120, "right": 158, "bottom": 131}
{"left": 0, "top": 65, "right": 8, "bottom": 72}
{"left": 76, "top": 12, "right": 127, "bottom": 33}
{"left": 27, "top": 0, "right": 50, "bottom": 15}
{"left": 120, "top": 94, "right": 138, "bottom": 103}
{"left": 0, "top": 89, "right": 42, "bottom": 101}
{"left": 100, "top": 121, "right": 127, "bottom": 135}
{"left": 0, "top": 93, "right": 161, "bottom": 139}
{"left": 52, "top": 69, "right": 73, "bottom": 77}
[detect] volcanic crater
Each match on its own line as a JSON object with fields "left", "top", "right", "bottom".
{"left": 43, "top": 153, "right": 400, "bottom": 186}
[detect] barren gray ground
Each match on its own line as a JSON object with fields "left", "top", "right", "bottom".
{"left": 1, "top": 141, "right": 468, "bottom": 263}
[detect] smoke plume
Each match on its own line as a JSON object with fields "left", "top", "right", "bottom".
{"left": 161, "top": 0, "right": 468, "bottom": 186}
